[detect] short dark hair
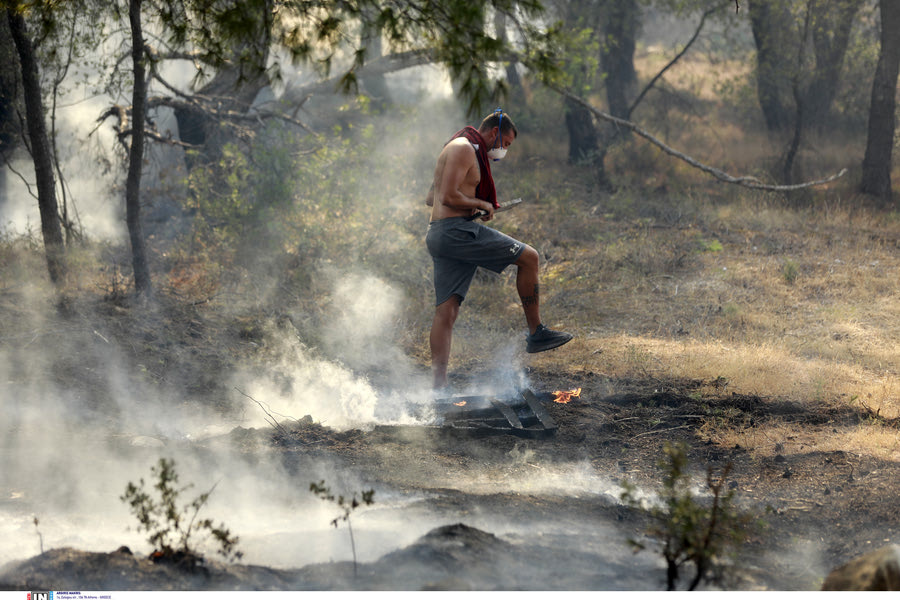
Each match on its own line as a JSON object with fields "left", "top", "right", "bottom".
{"left": 479, "top": 111, "right": 517, "bottom": 137}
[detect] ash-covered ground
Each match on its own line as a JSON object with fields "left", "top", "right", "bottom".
{"left": 2, "top": 294, "right": 898, "bottom": 591}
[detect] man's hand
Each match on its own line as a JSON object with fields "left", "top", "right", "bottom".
{"left": 475, "top": 201, "right": 494, "bottom": 222}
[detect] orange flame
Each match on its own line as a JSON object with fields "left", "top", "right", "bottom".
{"left": 453, "top": 400, "right": 467, "bottom": 407}
{"left": 552, "top": 387, "right": 582, "bottom": 404}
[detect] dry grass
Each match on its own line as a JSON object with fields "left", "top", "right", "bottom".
{"left": 700, "top": 417, "right": 900, "bottom": 462}
{"left": 445, "top": 52, "right": 900, "bottom": 462}
{"left": 517, "top": 188, "right": 900, "bottom": 406}
{"left": 516, "top": 203, "right": 900, "bottom": 457}
{"left": 556, "top": 192, "right": 894, "bottom": 456}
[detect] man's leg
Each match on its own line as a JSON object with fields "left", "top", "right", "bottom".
{"left": 515, "top": 245, "right": 541, "bottom": 334}
{"left": 514, "top": 244, "right": 573, "bottom": 353}
{"left": 430, "top": 295, "right": 461, "bottom": 389}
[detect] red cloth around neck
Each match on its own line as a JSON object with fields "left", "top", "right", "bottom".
{"left": 450, "top": 126, "right": 498, "bottom": 209}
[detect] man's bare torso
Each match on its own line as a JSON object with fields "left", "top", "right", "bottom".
{"left": 427, "top": 137, "right": 484, "bottom": 221}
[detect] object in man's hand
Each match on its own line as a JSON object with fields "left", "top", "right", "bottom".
{"left": 469, "top": 197, "right": 523, "bottom": 220}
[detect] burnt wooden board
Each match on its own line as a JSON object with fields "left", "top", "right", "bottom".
{"left": 425, "top": 389, "right": 557, "bottom": 438}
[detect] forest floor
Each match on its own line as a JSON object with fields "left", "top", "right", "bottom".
{"left": 2, "top": 290, "right": 899, "bottom": 591}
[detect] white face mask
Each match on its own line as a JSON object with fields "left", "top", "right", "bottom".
{"left": 488, "top": 147, "right": 507, "bottom": 161}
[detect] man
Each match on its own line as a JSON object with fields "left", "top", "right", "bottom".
{"left": 425, "top": 109, "right": 573, "bottom": 390}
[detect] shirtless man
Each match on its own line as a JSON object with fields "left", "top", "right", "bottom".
{"left": 425, "top": 110, "right": 573, "bottom": 390}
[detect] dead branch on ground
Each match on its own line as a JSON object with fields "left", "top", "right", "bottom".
{"left": 234, "top": 387, "right": 289, "bottom": 437}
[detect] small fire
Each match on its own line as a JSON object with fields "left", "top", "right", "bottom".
{"left": 552, "top": 387, "right": 582, "bottom": 404}
{"left": 453, "top": 400, "right": 467, "bottom": 407}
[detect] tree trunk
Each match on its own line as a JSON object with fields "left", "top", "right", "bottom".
{"left": 601, "top": 0, "right": 638, "bottom": 120}
{"left": 172, "top": 1, "right": 272, "bottom": 168}
{"left": 748, "top": 0, "right": 798, "bottom": 131}
{"left": 565, "top": 96, "right": 599, "bottom": 163}
{"left": 594, "top": 0, "right": 638, "bottom": 189}
{"left": 803, "top": 0, "right": 864, "bottom": 131}
{"left": 860, "top": 0, "right": 900, "bottom": 203}
{"left": 0, "top": 13, "right": 17, "bottom": 162}
{"left": 0, "top": 14, "right": 15, "bottom": 210}
{"left": 127, "top": 0, "right": 151, "bottom": 295}
{"left": 6, "top": 7, "right": 65, "bottom": 284}
{"left": 493, "top": 10, "right": 522, "bottom": 99}
{"left": 781, "top": 78, "right": 807, "bottom": 185}
{"left": 361, "top": 7, "right": 391, "bottom": 110}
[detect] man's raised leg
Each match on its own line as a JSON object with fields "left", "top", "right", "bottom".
{"left": 514, "top": 244, "right": 573, "bottom": 353}
{"left": 515, "top": 245, "right": 542, "bottom": 334}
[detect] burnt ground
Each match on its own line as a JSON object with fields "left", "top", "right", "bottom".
{"left": 274, "top": 368, "right": 900, "bottom": 591}
{"left": 4, "top": 368, "right": 899, "bottom": 591}
{"left": 2, "top": 297, "right": 899, "bottom": 591}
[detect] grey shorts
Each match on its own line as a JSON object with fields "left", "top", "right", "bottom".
{"left": 426, "top": 217, "right": 526, "bottom": 306}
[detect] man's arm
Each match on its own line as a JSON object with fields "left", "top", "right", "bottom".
{"left": 425, "top": 183, "right": 434, "bottom": 206}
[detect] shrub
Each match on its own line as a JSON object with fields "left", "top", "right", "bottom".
{"left": 121, "top": 458, "right": 242, "bottom": 564}
{"left": 620, "top": 442, "right": 759, "bottom": 590}
{"left": 781, "top": 260, "right": 799, "bottom": 284}
{"left": 310, "top": 480, "right": 375, "bottom": 577}
{"left": 177, "top": 116, "right": 424, "bottom": 302}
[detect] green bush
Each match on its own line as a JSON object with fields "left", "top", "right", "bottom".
{"left": 620, "top": 442, "right": 759, "bottom": 590}
{"left": 121, "top": 458, "right": 241, "bottom": 564}
{"left": 781, "top": 259, "right": 799, "bottom": 284}
{"left": 177, "top": 115, "right": 425, "bottom": 299}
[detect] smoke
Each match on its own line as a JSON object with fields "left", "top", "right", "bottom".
{"left": 228, "top": 268, "right": 442, "bottom": 432}
{"left": 0, "top": 296, "right": 419, "bottom": 569}
{"left": 231, "top": 328, "right": 382, "bottom": 431}
{"left": 1, "top": 92, "right": 123, "bottom": 239}
{"left": 1, "top": 22, "right": 652, "bottom": 583}
{"left": 0, "top": 265, "right": 580, "bottom": 574}
{"left": 321, "top": 271, "right": 412, "bottom": 373}
{"left": 0, "top": 68, "right": 548, "bottom": 583}
{"left": 0, "top": 32, "right": 218, "bottom": 241}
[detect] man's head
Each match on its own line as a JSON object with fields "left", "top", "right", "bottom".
{"left": 478, "top": 110, "right": 517, "bottom": 160}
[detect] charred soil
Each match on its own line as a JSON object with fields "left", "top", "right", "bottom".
{"left": 3, "top": 303, "right": 899, "bottom": 591}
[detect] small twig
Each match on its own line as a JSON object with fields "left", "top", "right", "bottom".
{"left": 348, "top": 519, "right": 358, "bottom": 578}
{"left": 190, "top": 296, "right": 215, "bottom": 306}
{"left": 3, "top": 160, "right": 39, "bottom": 201}
{"left": 234, "top": 387, "right": 289, "bottom": 436}
{"left": 182, "top": 480, "right": 220, "bottom": 552}
{"left": 633, "top": 424, "right": 693, "bottom": 438}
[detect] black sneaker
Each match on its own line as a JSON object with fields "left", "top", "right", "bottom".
{"left": 526, "top": 324, "right": 573, "bottom": 353}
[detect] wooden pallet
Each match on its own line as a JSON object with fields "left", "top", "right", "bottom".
{"left": 430, "top": 388, "right": 557, "bottom": 438}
